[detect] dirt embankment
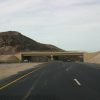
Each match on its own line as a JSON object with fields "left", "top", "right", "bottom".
{"left": 0, "top": 63, "right": 42, "bottom": 80}
{"left": 84, "top": 52, "right": 100, "bottom": 64}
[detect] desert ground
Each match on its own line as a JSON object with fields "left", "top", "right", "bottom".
{"left": 0, "top": 63, "right": 42, "bottom": 80}
{"left": 84, "top": 52, "right": 100, "bottom": 64}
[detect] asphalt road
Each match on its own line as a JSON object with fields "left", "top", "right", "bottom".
{"left": 0, "top": 61, "right": 100, "bottom": 100}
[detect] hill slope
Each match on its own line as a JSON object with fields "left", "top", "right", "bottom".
{"left": 0, "top": 31, "right": 64, "bottom": 55}
{"left": 86, "top": 52, "right": 100, "bottom": 64}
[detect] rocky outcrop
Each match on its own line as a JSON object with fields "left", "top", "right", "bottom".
{"left": 0, "top": 31, "right": 64, "bottom": 55}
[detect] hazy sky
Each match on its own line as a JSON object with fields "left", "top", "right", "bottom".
{"left": 0, "top": 0, "right": 100, "bottom": 52}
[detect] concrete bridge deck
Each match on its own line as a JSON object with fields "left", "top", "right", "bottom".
{"left": 20, "top": 52, "right": 84, "bottom": 62}
{"left": 21, "top": 52, "right": 83, "bottom": 56}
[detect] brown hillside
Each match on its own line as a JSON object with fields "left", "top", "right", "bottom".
{"left": 0, "top": 31, "right": 64, "bottom": 55}
{"left": 85, "top": 52, "right": 100, "bottom": 64}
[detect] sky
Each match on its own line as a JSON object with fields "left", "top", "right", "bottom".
{"left": 0, "top": 0, "right": 100, "bottom": 52}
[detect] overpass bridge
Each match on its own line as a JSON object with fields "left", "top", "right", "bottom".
{"left": 21, "top": 52, "right": 84, "bottom": 62}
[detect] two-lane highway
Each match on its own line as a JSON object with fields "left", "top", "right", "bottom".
{"left": 0, "top": 61, "right": 100, "bottom": 100}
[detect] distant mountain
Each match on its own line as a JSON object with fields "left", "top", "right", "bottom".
{"left": 0, "top": 31, "right": 64, "bottom": 54}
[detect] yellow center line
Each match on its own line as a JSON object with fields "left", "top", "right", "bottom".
{"left": 0, "top": 67, "right": 41, "bottom": 90}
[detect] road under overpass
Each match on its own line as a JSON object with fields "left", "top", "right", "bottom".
{"left": 20, "top": 52, "right": 84, "bottom": 62}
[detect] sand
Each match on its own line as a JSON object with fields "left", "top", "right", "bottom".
{"left": 87, "top": 53, "right": 100, "bottom": 64}
{"left": 0, "top": 63, "right": 42, "bottom": 80}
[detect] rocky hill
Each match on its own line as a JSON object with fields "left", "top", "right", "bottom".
{"left": 0, "top": 31, "right": 64, "bottom": 55}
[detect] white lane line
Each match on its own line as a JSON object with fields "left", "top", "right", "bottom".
{"left": 66, "top": 68, "right": 69, "bottom": 71}
{"left": 22, "top": 71, "right": 45, "bottom": 100}
{"left": 22, "top": 84, "right": 35, "bottom": 100}
{"left": 65, "top": 65, "right": 72, "bottom": 71}
{"left": 74, "top": 79, "right": 81, "bottom": 86}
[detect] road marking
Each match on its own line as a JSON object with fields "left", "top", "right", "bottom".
{"left": 22, "top": 71, "right": 45, "bottom": 100}
{"left": 22, "top": 84, "right": 35, "bottom": 100}
{"left": 0, "top": 67, "right": 42, "bottom": 90}
{"left": 66, "top": 68, "right": 69, "bottom": 71}
{"left": 65, "top": 65, "right": 72, "bottom": 71}
{"left": 74, "top": 79, "right": 81, "bottom": 86}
